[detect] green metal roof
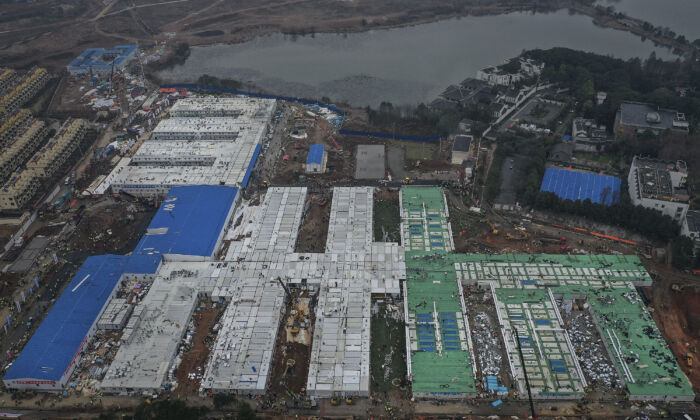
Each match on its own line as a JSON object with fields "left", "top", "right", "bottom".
{"left": 398, "top": 186, "right": 693, "bottom": 400}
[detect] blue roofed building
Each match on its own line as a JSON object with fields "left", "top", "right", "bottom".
{"left": 3, "top": 255, "right": 128, "bottom": 390}
{"left": 67, "top": 45, "right": 138, "bottom": 77}
{"left": 131, "top": 185, "right": 239, "bottom": 261}
{"left": 540, "top": 167, "right": 621, "bottom": 205}
{"left": 306, "top": 144, "right": 327, "bottom": 174}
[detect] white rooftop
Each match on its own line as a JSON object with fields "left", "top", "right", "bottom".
{"left": 97, "top": 96, "right": 275, "bottom": 195}
{"left": 169, "top": 96, "right": 276, "bottom": 118}
{"left": 99, "top": 187, "right": 406, "bottom": 396}
{"left": 100, "top": 272, "right": 199, "bottom": 393}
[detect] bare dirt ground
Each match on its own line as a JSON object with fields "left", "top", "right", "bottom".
{"left": 70, "top": 201, "right": 154, "bottom": 253}
{"left": 175, "top": 306, "right": 220, "bottom": 396}
{"left": 648, "top": 265, "right": 700, "bottom": 394}
{"left": 0, "top": 225, "right": 16, "bottom": 249}
{"left": 295, "top": 190, "right": 331, "bottom": 253}
{"left": 0, "top": 0, "right": 559, "bottom": 72}
{"left": 272, "top": 119, "right": 353, "bottom": 184}
{"left": 268, "top": 293, "right": 315, "bottom": 397}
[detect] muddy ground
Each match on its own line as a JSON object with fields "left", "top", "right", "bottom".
{"left": 295, "top": 190, "right": 331, "bottom": 253}
{"left": 175, "top": 306, "right": 221, "bottom": 396}
{"left": 649, "top": 267, "right": 700, "bottom": 394}
{"left": 373, "top": 189, "right": 400, "bottom": 243}
{"left": 69, "top": 201, "right": 155, "bottom": 253}
{"left": 268, "top": 293, "right": 315, "bottom": 397}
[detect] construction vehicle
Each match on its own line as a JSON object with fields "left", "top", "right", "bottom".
{"left": 403, "top": 177, "right": 413, "bottom": 185}
{"left": 671, "top": 283, "right": 689, "bottom": 293}
{"left": 289, "top": 301, "right": 306, "bottom": 336}
{"left": 686, "top": 353, "right": 693, "bottom": 367}
{"left": 283, "top": 359, "right": 296, "bottom": 377}
{"left": 345, "top": 395, "right": 355, "bottom": 405}
{"left": 330, "top": 392, "right": 341, "bottom": 406}
{"left": 261, "top": 180, "right": 269, "bottom": 188}
{"left": 276, "top": 277, "right": 307, "bottom": 336}
{"left": 485, "top": 219, "right": 499, "bottom": 235}
{"left": 506, "top": 230, "right": 529, "bottom": 240}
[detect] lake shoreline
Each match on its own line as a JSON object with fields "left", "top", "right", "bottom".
{"left": 150, "top": 0, "right": 693, "bottom": 82}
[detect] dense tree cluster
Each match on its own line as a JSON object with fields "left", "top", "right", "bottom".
{"left": 525, "top": 48, "right": 700, "bottom": 134}
{"left": 531, "top": 191, "right": 679, "bottom": 243}
{"left": 197, "top": 74, "right": 243, "bottom": 91}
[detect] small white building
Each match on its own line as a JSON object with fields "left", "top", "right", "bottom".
{"left": 306, "top": 144, "right": 327, "bottom": 174}
{"left": 681, "top": 210, "right": 700, "bottom": 252}
{"left": 451, "top": 135, "right": 473, "bottom": 165}
{"left": 627, "top": 156, "right": 690, "bottom": 222}
{"left": 476, "top": 67, "right": 520, "bottom": 86}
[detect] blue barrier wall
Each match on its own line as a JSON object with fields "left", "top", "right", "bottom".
{"left": 160, "top": 84, "right": 345, "bottom": 116}
{"left": 241, "top": 144, "right": 262, "bottom": 188}
{"left": 339, "top": 129, "right": 441, "bottom": 143}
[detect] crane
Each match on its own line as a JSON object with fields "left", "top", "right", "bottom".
{"left": 276, "top": 277, "right": 306, "bottom": 335}
{"left": 302, "top": 119, "right": 342, "bottom": 151}
{"left": 514, "top": 328, "right": 537, "bottom": 420}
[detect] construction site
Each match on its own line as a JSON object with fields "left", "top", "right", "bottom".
{"left": 0, "top": 93, "right": 697, "bottom": 419}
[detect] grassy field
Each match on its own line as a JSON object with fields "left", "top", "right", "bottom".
{"left": 574, "top": 151, "right": 616, "bottom": 165}
{"left": 390, "top": 140, "right": 438, "bottom": 161}
{"left": 373, "top": 198, "right": 400, "bottom": 242}
{"left": 370, "top": 310, "right": 407, "bottom": 393}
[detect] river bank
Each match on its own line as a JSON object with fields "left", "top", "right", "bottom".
{"left": 154, "top": 9, "right": 678, "bottom": 108}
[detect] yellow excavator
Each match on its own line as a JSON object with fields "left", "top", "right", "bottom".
{"left": 506, "top": 230, "right": 529, "bottom": 240}
{"left": 276, "top": 277, "right": 306, "bottom": 336}
{"left": 283, "top": 359, "right": 296, "bottom": 377}
{"left": 403, "top": 177, "right": 413, "bottom": 185}
{"left": 290, "top": 300, "right": 306, "bottom": 336}
{"left": 330, "top": 392, "right": 341, "bottom": 406}
{"left": 485, "top": 219, "right": 499, "bottom": 235}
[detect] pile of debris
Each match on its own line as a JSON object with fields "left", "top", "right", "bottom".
{"left": 472, "top": 312, "right": 503, "bottom": 376}
{"left": 561, "top": 303, "right": 621, "bottom": 390}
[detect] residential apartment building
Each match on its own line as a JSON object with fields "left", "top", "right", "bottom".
{"left": 681, "top": 210, "right": 700, "bottom": 252}
{"left": 0, "top": 120, "right": 48, "bottom": 183}
{"left": 0, "top": 109, "right": 32, "bottom": 148}
{"left": 0, "top": 68, "right": 49, "bottom": 115}
{"left": 627, "top": 156, "right": 689, "bottom": 222}
{"left": 0, "top": 69, "right": 18, "bottom": 93}
{"left": 0, "top": 168, "right": 41, "bottom": 211}
{"left": 571, "top": 118, "right": 611, "bottom": 152}
{"left": 26, "top": 118, "right": 85, "bottom": 179}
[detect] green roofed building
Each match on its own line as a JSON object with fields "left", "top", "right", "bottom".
{"left": 399, "top": 186, "right": 694, "bottom": 402}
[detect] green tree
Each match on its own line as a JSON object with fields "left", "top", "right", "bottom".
{"left": 133, "top": 400, "right": 208, "bottom": 420}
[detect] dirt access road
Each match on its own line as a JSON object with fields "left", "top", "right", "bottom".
{"left": 648, "top": 265, "right": 700, "bottom": 394}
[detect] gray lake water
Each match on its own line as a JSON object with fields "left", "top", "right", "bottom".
{"left": 597, "top": 0, "right": 700, "bottom": 40}
{"left": 159, "top": 10, "right": 676, "bottom": 107}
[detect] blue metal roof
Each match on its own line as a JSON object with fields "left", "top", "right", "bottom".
{"left": 540, "top": 167, "right": 621, "bottom": 206}
{"left": 67, "top": 45, "right": 137, "bottom": 71}
{"left": 306, "top": 144, "right": 325, "bottom": 165}
{"left": 123, "top": 253, "right": 161, "bottom": 274}
{"left": 4, "top": 255, "right": 126, "bottom": 383}
{"left": 132, "top": 186, "right": 238, "bottom": 258}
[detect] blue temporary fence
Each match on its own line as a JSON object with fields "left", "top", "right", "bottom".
{"left": 339, "top": 129, "right": 441, "bottom": 143}
{"left": 241, "top": 144, "right": 262, "bottom": 188}
{"left": 160, "top": 84, "right": 345, "bottom": 116}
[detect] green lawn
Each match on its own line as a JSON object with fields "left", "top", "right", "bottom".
{"left": 390, "top": 140, "right": 437, "bottom": 161}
